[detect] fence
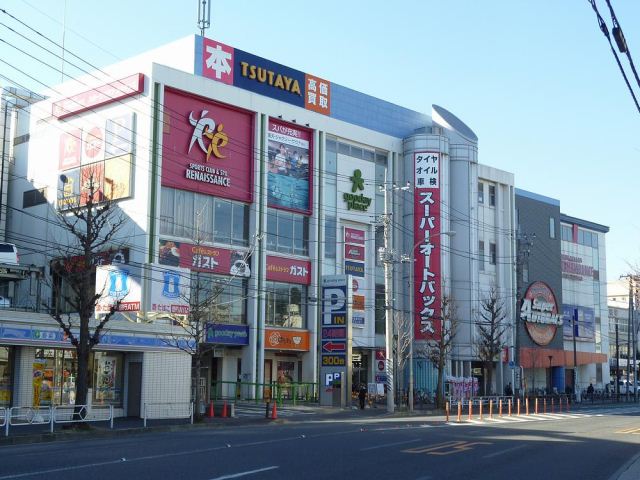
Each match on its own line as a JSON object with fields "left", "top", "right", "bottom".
{"left": 210, "top": 381, "right": 318, "bottom": 406}
{"left": 143, "top": 402, "right": 193, "bottom": 427}
{"left": 4, "top": 405, "right": 114, "bottom": 436}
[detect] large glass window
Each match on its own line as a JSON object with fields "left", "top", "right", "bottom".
{"left": 160, "top": 187, "right": 249, "bottom": 246}
{"left": 549, "top": 217, "right": 556, "bottom": 239}
{"left": 561, "top": 224, "right": 572, "bottom": 241}
{"left": 32, "top": 349, "right": 124, "bottom": 407}
{"left": 479, "top": 241, "right": 485, "bottom": 271}
{"left": 190, "top": 272, "right": 247, "bottom": 324}
{"left": 0, "top": 347, "right": 13, "bottom": 407}
{"left": 489, "top": 185, "right": 496, "bottom": 207}
{"left": 266, "top": 209, "right": 309, "bottom": 256}
{"left": 265, "top": 281, "right": 307, "bottom": 328}
{"left": 489, "top": 243, "right": 497, "bottom": 265}
{"left": 478, "top": 182, "right": 484, "bottom": 204}
{"left": 375, "top": 284, "right": 385, "bottom": 335}
{"left": 325, "top": 216, "right": 337, "bottom": 259}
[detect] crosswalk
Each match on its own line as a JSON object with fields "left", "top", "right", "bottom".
{"left": 447, "top": 406, "right": 640, "bottom": 426}
{"left": 232, "top": 403, "right": 317, "bottom": 419}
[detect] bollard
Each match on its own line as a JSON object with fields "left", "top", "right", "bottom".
{"left": 526, "top": 397, "right": 530, "bottom": 416}
{"left": 446, "top": 402, "right": 450, "bottom": 422}
{"left": 551, "top": 398, "right": 555, "bottom": 414}
{"left": 489, "top": 400, "right": 493, "bottom": 419}
{"left": 499, "top": 399, "right": 503, "bottom": 417}
{"left": 479, "top": 401, "right": 483, "bottom": 420}
{"left": 508, "top": 399, "right": 512, "bottom": 417}
{"left": 543, "top": 398, "right": 547, "bottom": 414}
{"left": 535, "top": 398, "right": 539, "bottom": 415}
{"left": 517, "top": 398, "right": 521, "bottom": 416}
{"left": 469, "top": 400, "right": 473, "bottom": 421}
{"left": 271, "top": 402, "right": 278, "bottom": 420}
{"left": 566, "top": 396, "right": 570, "bottom": 413}
{"left": 457, "top": 401, "right": 462, "bottom": 423}
{"left": 208, "top": 401, "right": 215, "bottom": 418}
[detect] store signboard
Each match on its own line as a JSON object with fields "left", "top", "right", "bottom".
{"left": 148, "top": 265, "right": 190, "bottom": 315}
{"left": 158, "top": 239, "right": 250, "bottom": 277}
{"left": 562, "top": 305, "right": 595, "bottom": 342}
{"left": 344, "top": 244, "right": 365, "bottom": 261}
{"left": 205, "top": 323, "right": 250, "bottom": 345}
{"left": 198, "top": 37, "right": 331, "bottom": 116}
{"left": 265, "top": 255, "right": 310, "bottom": 285}
{"left": 161, "top": 87, "right": 254, "bottom": 203}
{"left": 413, "top": 151, "right": 442, "bottom": 341}
{"left": 520, "top": 281, "right": 562, "bottom": 346}
{"left": 264, "top": 329, "right": 309, "bottom": 351}
{"left": 267, "top": 119, "right": 313, "bottom": 213}
{"left": 52, "top": 73, "right": 144, "bottom": 119}
{"left": 95, "top": 264, "right": 142, "bottom": 313}
{"left": 344, "top": 228, "right": 365, "bottom": 245}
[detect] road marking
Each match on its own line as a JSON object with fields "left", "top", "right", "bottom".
{"left": 616, "top": 427, "right": 640, "bottom": 434}
{"left": 360, "top": 439, "right": 421, "bottom": 451}
{"left": 0, "top": 458, "right": 129, "bottom": 480}
{"left": 403, "top": 440, "right": 491, "bottom": 456}
{"left": 209, "top": 466, "right": 279, "bottom": 480}
{"left": 483, "top": 444, "right": 528, "bottom": 459}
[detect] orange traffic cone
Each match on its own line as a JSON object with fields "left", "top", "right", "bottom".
{"left": 222, "top": 401, "right": 228, "bottom": 418}
{"left": 271, "top": 402, "right": 278, "bottom": 420}
{"left": 208, "top": 401, "right": 215, "bottom": 418}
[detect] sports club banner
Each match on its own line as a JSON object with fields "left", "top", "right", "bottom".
{"left": 413, "top": 152, "right": 441, "bottom": 341}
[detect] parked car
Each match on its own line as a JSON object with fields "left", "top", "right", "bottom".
{"left": 0, "top": 243, "right": 19, "bottom": 265}
{"left": 0, "top": 296, "right": 10, "bottom": 307}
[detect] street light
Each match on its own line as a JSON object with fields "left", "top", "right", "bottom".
{"left": 401, "top": 231, "right": 455, "bottom": 412}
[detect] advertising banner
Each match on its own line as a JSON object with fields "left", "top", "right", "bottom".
{"left": 161, "top": 87, "right": 254, "bottom": 203}
{"left": 59, "top": 128, "right": 82, "bottom": 170}
{"left": 95, "top": 264, "right": 142, "bottom": 313}
{"left": 265, "top": 255, "right": 310, "bottom": 285}
{"left": 205, "top": 323, "right": 250, "bottom": 345}
{"left": 148, "top": 265, "right": 190, "bottom": 315}
{"left": 413, "top": 151, "right": 442, "bottom": 341}
{"left": 267, "top": 119, "right": 312, "bottom": 213}
{"left": 520, "top": 281, "right": 562, "bottom": 346}
{"left": 344, "top": 227, "right": 365, "bottom": 245}
{"left": 158, "top": 239, "right": 251, "bottom": 278}
{"left": 562, "top": 305, "right": 595, "bottom": 342}
{"left": 264, "top": 329, "right": 310, "bottom": 351}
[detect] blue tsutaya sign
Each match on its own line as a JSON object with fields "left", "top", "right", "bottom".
{"left": 205, "top": 323, "right": 250, "bottom": 345}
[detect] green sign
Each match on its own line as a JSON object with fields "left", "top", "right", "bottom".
{"left": 343, "top": 169, "right": 372, "bottom": 211}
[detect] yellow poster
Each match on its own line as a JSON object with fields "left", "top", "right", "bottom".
{"left": 32, "top": 361, "right": 45, "bottom": 407}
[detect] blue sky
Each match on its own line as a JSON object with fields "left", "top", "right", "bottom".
{"left": 2, "top": 0, "right": 639, "bottom": 281}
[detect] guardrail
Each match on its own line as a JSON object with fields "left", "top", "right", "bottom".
{"left": 4, "top": 405, "right": 114, "bottom": 436}
{"left": 143, "top": 402, "right": 193, "bottom": 427}
{"left": 0, "top": 407, "right": 6, "bottom": 429}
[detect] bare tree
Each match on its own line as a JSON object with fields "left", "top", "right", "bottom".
{"left": 475, "top": 286, "right": 509, "bottom": 396}
{"left": 50, "top": 168, "right": 127, "bottom": 415}
{"left": 394, "top": 310, "right": 412, "bottom": 404}
{"left": 417, "top": 295, "right": 458, "bottom": 408}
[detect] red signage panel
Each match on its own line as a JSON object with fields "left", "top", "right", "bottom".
{"left": 413, "top": 152, "right": 442, "bottom": 341}
{"left": 266, "top": 255, "right": 311, "bottom": 285}
{"left": 161, "top": 88, "right": 254, "bottom": 203}
{"left": 158, "top": 239, "right": 250, "bottom": 277}
{"left": 344, "top": 227, "right": 365, "bottom": 245}
{"left": 344, "top": 244, "right": 365, "bottom": 261}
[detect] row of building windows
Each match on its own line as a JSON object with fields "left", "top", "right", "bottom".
{"left": 561, "top": 224, "right": 599, "bottom": 248}
{"left": 478, "top": 241, "right": 497, "bottom": 271}
{"left": 478, "top": 182, "right": 496, "bottom": 207}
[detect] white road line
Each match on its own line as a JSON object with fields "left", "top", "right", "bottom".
{"left": 360, "top": 439, "right": 421, "bottom": 451}
{"left": 0, "top": 459, "right": 128, "bottom": 480}
{"left": 209, "top": 466, "right": 279, "bottom": 480}
{"left": 483, "top": 444, "right": 528, "bottom": 459}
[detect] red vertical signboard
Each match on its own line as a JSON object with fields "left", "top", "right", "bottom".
{"left": 413, "top": 152, "right": 441, "bottom": 341}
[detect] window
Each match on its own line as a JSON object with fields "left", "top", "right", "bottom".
{"left": 23, "top": 188, "right": 47, "bottom": 208}
{"left": 191, "top": 272, "right": 247, "bottom": 324}
{"left": 549, "top": 217, "right": 556, "bottom": 239}
{"left": 478, "top": 182, "right": 484, "bottom": 204}
{"left": 489, "top": 185, "right": 496, "bottom": 207}
{"left": 375, "top": 225, "right": 384, "bottom": 266}
{"left": 266, "top": 209, "right": 309, "bottom": 256}
{"left": 489, "top": 243, "right": 497, "bottom": 265}
{"left": 561, "top": 225, "right": 572, "bottom": 242}
{"left": 0, "top": 347, "right": 14, "bottom": 407}
{"left": 325, "top": 216, "right": 336, "bottom": 259}
{"left": 159, "top": 187, "right": 249, "bottom": 246}
{"left": 375, "top": 284, "right": 385, "bottom": 335}
{"left": 479, "top": 241, "right": 485, "bottom": 271}
{"left": 265, "top": 281, "right": 307, "bottom": 328}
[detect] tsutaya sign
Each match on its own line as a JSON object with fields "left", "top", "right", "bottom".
{"left": 197, "top": 37, "right": 331, "bottom": 116}
{"left": 413, "top": 152, "right": 442, "bottom": 341}
{"left": 520, "top": 281, "right": 562, "bottom": 346}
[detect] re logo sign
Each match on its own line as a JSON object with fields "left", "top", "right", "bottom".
{"left": 323, "top": 287, "right": 346, "bottom": 325}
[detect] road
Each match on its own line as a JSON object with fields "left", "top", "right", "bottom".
{"left": 1, "top": 405, "right": 639, "bottom": 480}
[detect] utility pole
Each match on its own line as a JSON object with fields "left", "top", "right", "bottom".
{"left": 616, "top": 323, "right": 620, "bottom": 401}
{"left": 379, "top": 181, "right": 395, "bottom": 414}
{"left": 572, "top": 308, "right": 579, "bottom": 402}
{"left": 628, "top": 279, "right": 632, "bottom": 401}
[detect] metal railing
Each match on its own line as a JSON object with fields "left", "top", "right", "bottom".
{"left": 211, "top": 381, "right": 318, "bottom": 406}
{"left": 143, "top": 402, "right": 193, "bottom": 427}
{"left": 4, "top": 405, "right": 114, "bottom": 436}
{"left": 51, "top": 405, "right": 114, "bottom": 432}
{"left": 0, "top": 407, "right": 6, "bottom": 429}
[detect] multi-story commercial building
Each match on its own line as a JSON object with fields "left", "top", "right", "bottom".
{"left": 1, "top": 34, "right": 607, "bottom": 414}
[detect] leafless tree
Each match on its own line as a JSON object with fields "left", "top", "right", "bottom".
{"left": 475, "top": 285, "right": 509, "bottom": 396}
{"left": 50, "top": 167, "right": 127, "bottom": 416}
{"left": 416, "top": 295, "right": 458, "bottom": 409}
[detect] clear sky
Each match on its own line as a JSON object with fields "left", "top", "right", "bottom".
{"left": 2, "top": 0, "right": 639, "bottom": 281}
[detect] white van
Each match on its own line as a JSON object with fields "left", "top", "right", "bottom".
{"left": 0, "top": 243, "right": 19, "bottom": 265}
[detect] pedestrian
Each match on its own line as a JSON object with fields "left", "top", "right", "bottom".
{"left": 587, "top": 383, "right": 594, "bottom": 401}
{"left": 358, "top": 385, "right": 367, "bottom": 410}
{"left": 504, "top": 382, "right": 513, "bottom": 397}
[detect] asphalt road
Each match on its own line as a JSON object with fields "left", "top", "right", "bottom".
{"left": 1, "top": 406, "right": 639, "bottom": 480}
